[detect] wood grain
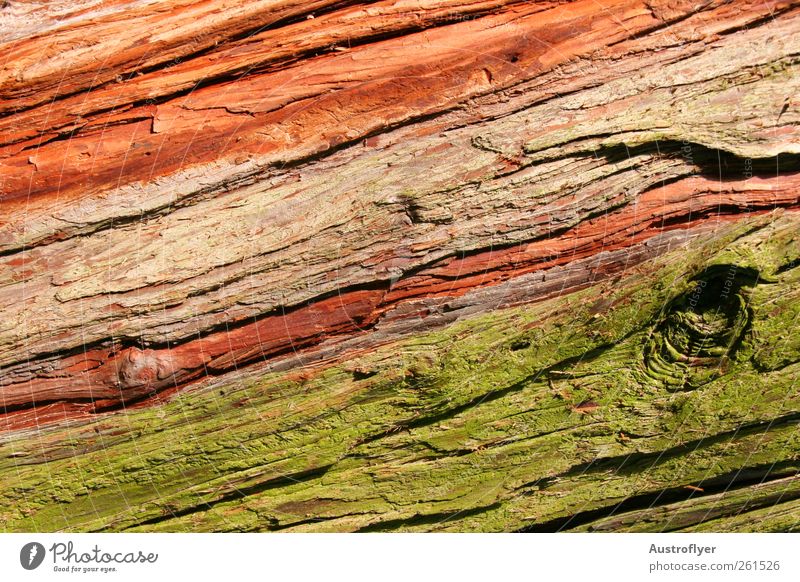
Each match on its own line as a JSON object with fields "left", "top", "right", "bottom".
{"left": 1, "top": 0, "right": 799, "bottom": 532}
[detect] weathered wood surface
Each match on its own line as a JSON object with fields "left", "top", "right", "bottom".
{"left": 0, "top": 0, "right": 799, "bottom": 532}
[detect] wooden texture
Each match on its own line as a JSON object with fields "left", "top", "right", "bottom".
{"left": 0, "top": 0, "right": 799, "bottom": 532}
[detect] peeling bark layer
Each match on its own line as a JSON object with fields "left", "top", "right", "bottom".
{"left": 1, "top": 0, "right": 799, "bottom": 532}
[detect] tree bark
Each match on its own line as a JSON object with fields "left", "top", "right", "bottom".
{"left": 0, "top": 0, "right": 799, "bottom": 532}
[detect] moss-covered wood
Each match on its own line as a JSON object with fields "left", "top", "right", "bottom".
{"left": 2, "top": 212, "right": 798, "bottom": 532}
